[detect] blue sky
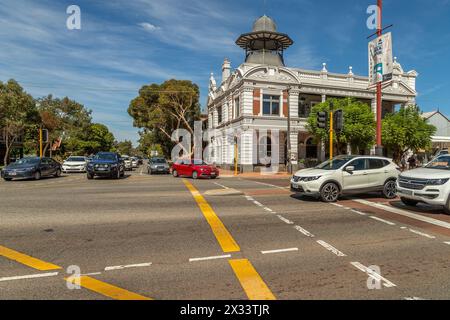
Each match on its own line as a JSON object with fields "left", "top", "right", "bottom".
{"left": 1, "top": 0, "right": 449, "bottom": 144}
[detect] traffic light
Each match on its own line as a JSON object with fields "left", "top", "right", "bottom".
{"left": 317, "top": 112, "right": 328, "bottom": 129}
{"left": 334, "top": 110, "right": 344, "bottom": 132}
{"left": 42, "top": 129, "right": 49, "bottom": 143}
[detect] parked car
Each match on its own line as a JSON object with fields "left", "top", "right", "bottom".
{"left": 121, "top": 155, "right": 133, "bottom": 171}
{"left": 1, "top": 157, "right": 62, "bottom": 181}
{"left": 148, "top": 158, "right": 170, "bottom": 174}
{"left": 62, "top": 156, "right": 87, "bottom": 173}
{"left": 290, "top": 155, "right": 399, "bottom": 202}
{"left": 172, "top": 159, "right": 219, "bottom": 179}
{"left": 397, "top": 154, "right": 450, "bottom": 213}
{"left": 86, "top": 152, "right": 125, "bottom": 179}
{"left": 131, "top": 157, "right": 139, "bottom": 168}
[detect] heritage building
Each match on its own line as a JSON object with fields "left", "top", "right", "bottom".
{"left": 206, "top": 15, "right": 418, "bottom": 172}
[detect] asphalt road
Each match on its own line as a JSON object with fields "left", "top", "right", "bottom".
{"left": 1, "top": 165, "right": 450, "bottom": 300}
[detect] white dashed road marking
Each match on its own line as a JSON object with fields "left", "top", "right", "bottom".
{"left": 369, "top": 216, "right": 396, "bottom": 226}
{"left": 350, "top": 262, "right": 396, "bottom": 288}
{"left": 293, "top": 225, "right": 315, "bottom": 237}
{"left": 316, "top": 240, "right": 346, "bottom": 257}
{"left": 354, "top": 199, "right": 450, "bottom": 230}
{"left": 277, "top": 215, "right": 294, "bottom": 225}
{"left": 189, "top": 254, "right": 231, "bottom": 262}
{"left": 407, "top": 228, "right": 436, "bottom": 239}
{"left": 261, "top": 248, "right": 299, "bottom": 255}
{"left": 0, "top": 272, "right": 59, "bottom": 282}
{"left": 104, "top": 262, "right": 152, "bottom": 271}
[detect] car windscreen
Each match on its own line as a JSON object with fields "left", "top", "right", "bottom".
{"left": 425, "top": 156, "right": 450, "bottom": 170}
{"left": 67, "top": 157, "right": 85, "bottom": 162}
{"left": 94, "top": 154, "right": 116, "bottom": 161}
{"left": 12, "top": 158, "right": 40, "bottom": 165}
{"left": 315, "top": 157, "right": 353, "bottom": 170}
{"left": 193, "top": 160, "right": 207, "bottom": 165}
{"left": 151, "top": 159, "right": 166, "bottom": 164}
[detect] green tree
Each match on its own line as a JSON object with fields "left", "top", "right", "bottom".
{"left": 35, "top": 95, "right": 92, "bottom": 157}
{"left": 115, "top": 140, "right": 134, "bottom": 156}
{"left": 128, "top": 79, "right": 201, "bottom": 158}
{"left": 306, "top": 98, "right": 376, "bottom": 154}
{"left": 0, "top": 80, "right": 39, "bottom": 164}
{"left": 382, "top": 105, "right": 436, "bottom": 163}
{"left": 80, "top": 123, "right": 115, "bottom": 155}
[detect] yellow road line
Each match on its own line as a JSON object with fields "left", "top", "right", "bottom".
{"left": 183, "top": 179, "right": 240, "bottom": 253}
{"left": 0, "top": 245, "right": 61, "bottom": 271}
{"left": 65, "top": 276, "right": 152, "bottom": 300}
{"left": 229, "top": 259, "right": 276, "bottom": 300}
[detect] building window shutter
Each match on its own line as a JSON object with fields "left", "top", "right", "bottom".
{"left": 253, "top": 89, "right": 261, "bottom": 115}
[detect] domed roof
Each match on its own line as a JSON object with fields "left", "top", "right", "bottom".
{"left": 252, "top": 15, "right": 277, "bottom": 32}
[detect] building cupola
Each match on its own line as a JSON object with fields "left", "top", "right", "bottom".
{"left": 235, "top": 15, "right": 293, "bottom": 66}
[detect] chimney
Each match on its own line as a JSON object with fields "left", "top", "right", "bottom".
{"left": 222, "top": 58, "right": 231, "bottom": 83}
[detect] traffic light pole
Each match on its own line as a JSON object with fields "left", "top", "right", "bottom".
{"left": 329, "top": 111, "right": 333, "bottom": 161}
{"left": 39, "top": 127, "right": 43, "bottom": 158}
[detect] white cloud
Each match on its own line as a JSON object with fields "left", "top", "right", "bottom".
{"left": 138, "top": 22, "right": 160, "bottom": 32}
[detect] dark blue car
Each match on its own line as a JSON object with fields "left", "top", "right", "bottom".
{"left": 1, "top": 157, "right": 62, "bottom": 181}
{"left": 86, "top": 152, "right": 125, "bottom": 179}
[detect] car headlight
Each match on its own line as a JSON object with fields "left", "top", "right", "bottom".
{"left": 151, "top": 165, "right": 157, "bottom": 169}
{"left": 427, "top": 178, "right": 449, "bottom": 185}
{"left": 300, "top": 176, "right": 321, "bottom": 182}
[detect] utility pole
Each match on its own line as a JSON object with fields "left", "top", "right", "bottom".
{"left": 234, "top": 137, "right": 238, "bottom": 176}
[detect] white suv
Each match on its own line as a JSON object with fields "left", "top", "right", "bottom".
{"left": 397, "top": 155, "right": 450, "bottom": 213}
{"left": 291, "top": 155, "right": 399, "bottom": 202}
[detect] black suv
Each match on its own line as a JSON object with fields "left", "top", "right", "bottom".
{"left": 86, "top": 152, "right": 125, "bottom": 179}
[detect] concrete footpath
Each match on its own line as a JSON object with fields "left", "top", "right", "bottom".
{"left": 219, "top": 169, "right": 291, "bottom": 179}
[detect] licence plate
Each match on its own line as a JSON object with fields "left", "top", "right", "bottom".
{"left": 400, "top": 189, "right": 413, "bottom": 196}
{"left": 10, "top": 172, "right": 17, "bottom": 176}
{"left": 292, "top": 183, "right": 299, "bottom": 189}
{"left": 97, "top": 167, "right": 107, "bottom": 171}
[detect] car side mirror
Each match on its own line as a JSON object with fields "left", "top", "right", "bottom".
{"left": 345, "top": 166, "right": 355, "bottom": 173}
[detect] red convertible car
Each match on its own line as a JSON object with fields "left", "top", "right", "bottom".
{"left": 172, "top": 159, "right": 219, "bottom": 179}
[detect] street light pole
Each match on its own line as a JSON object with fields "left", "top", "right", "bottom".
{"left": 375, "top": 0, "right": 383, "bottom": 156}
{"left": 287, "top": 86, "right": 292, "bottom": 174}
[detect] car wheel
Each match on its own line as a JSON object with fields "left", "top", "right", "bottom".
{"left": 192, "top": 171, "right": 198, "bottom": 179}
{"left": 400, "top": 197, "right": 418, "bottom": 207}
{"left": 34, "top": 171, "right": 41, "bottom": 180}
{"left": 87, "top": 173, "right": 94, "bottom": 180}
{"left": 54, "top": 169, "right": 61, "bottom": 178}
{"left": 148, "top": 169, "right": 152, "bottom": 175}
{"left": 444, "top": 195, "right": 450, "bottom": 215}
{"left": 3, "top": 178, "right": 12, "bottom": 181}
{"left": 320, "top": 182, "right": 339, "bottom": 202}
{"left": 210, "top": 176, "right": 217, "bottom": 179}
{"left": 115, "top": 170, "right": 121, "bottom": 179}
{"left": 173, "top": 170, "right": 178, "bottom": 177}
{"left": 382, "top": 180, "right": 397, "bottom": 199}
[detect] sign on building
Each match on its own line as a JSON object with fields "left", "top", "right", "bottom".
{"left": 368, "top": 32, "right": 393, "bottom": 85}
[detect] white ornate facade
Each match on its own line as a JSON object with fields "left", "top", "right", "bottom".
{"left": 207, "top": 16, "right": 418, "bottom": 172}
